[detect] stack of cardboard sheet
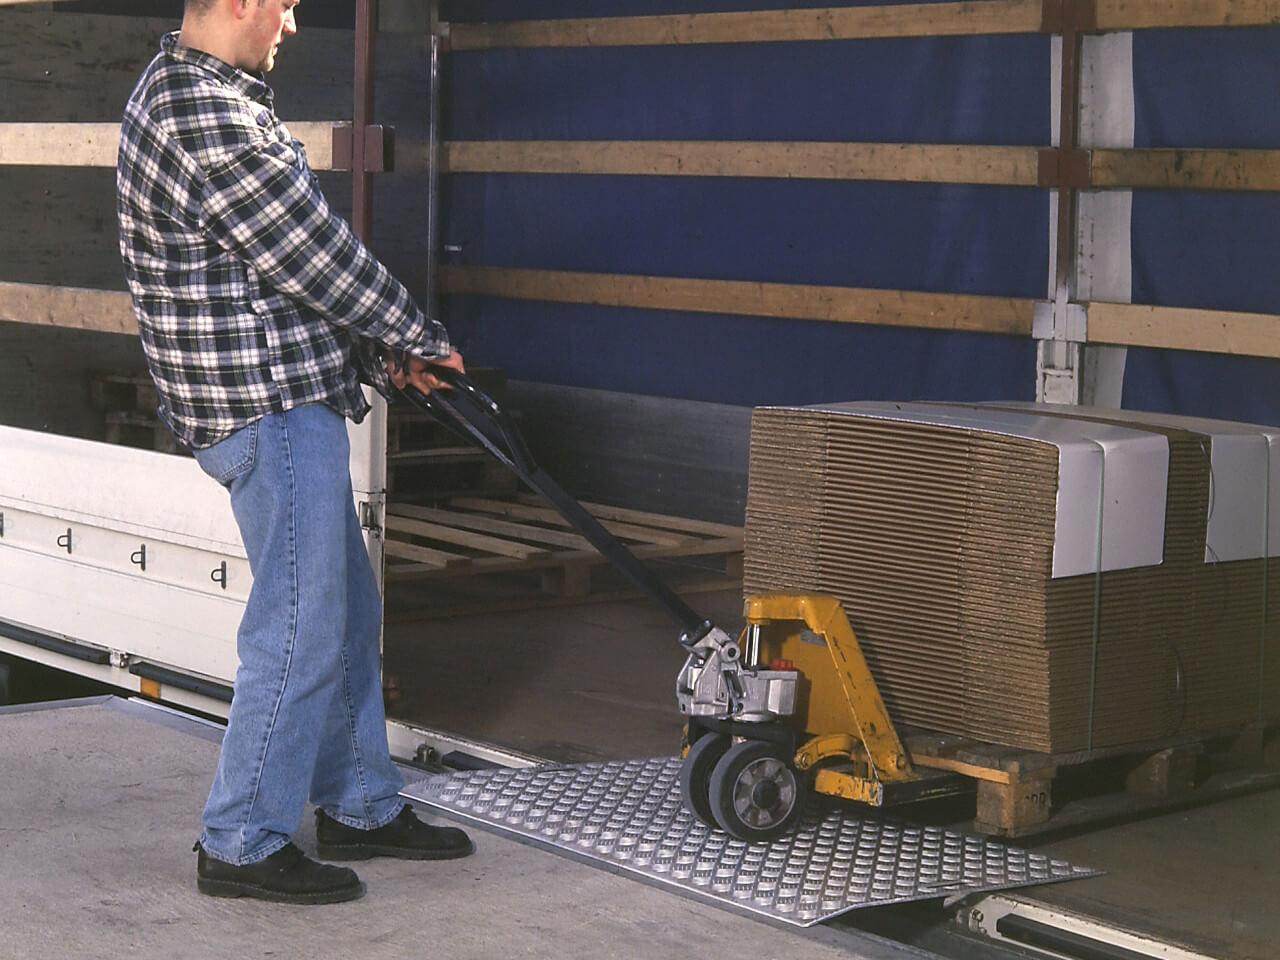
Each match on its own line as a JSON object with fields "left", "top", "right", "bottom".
{"left": 743, "top": 402, "right": 1279, "bottom": 754}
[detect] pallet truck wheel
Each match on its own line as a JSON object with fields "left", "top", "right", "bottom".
{"left": 707, "top": 740, "right": 802, "bottom": 843}
{"left": 679, "top": 733, "right": 730, "bottom": 828}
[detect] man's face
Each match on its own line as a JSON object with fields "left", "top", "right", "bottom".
{"left": 243, "top": 0, "right": 298, "bottom": 73}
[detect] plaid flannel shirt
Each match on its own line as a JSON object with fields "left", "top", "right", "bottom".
{"left": 117, "top": 32, "right": 449, "bottom": 450}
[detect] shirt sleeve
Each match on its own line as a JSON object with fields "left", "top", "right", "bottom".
{"left": 197, "top": 130, "right": 450, "bottom": 371}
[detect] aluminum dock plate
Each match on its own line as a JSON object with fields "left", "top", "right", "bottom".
{"left": 403, "top": 757, "right": 1098, "bottom": 927}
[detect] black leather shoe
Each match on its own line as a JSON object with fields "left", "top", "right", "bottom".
{"left": 195, "top": 842, "right": 365, "bottom": 904}
{"left": 315, "top": 806, "right": 475, "bottom": 861}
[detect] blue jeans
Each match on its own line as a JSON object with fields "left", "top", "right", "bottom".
{"left": 193, "top": 403, "right": 404, "bottom": 865}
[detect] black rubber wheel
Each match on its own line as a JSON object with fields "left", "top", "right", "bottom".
{"left": 679, "top": 733, "right": 730, "bottom": 828}
{"left": 707, "top": 740, "right": 803, "bottom": 843}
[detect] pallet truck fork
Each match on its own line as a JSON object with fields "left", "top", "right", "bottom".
{"left": 404, "top": 371, "right": 957, "bottom": 842}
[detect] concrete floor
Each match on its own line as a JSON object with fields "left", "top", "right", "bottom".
{"left": 0, "top": 697, "right": 931, "bottom": 960}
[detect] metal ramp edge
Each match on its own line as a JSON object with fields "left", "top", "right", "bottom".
{"left": 402, "top": 756, "right": 1099, "bottom": 928}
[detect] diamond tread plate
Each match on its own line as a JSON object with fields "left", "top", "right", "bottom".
{"left": 403, "top": 757, "right": 1097, "bottom": 927}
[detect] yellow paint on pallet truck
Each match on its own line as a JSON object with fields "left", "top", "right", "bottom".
{"left": 743, "top": 593, "right": 916, "bottom": 804}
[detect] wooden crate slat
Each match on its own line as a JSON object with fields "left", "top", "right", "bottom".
{"left": 386, "top": 446, "right": 488, "bottom": 463}
{"left": 515, "top": 492, "right": 744, "bottom": 540}
{"left": 450, "top": 497, "right": 700, "bottom": 546}
{"left": 387, "top": 535, "right": 743, "bottom": 580}
{"left": 388, "top": 502, "right": 592, "bottom": 549}
{"left": 383, "top": 539, "right": 471, "bottom": 568}
{"left": 386, "top": 514, "right": 552, "bottom": 561}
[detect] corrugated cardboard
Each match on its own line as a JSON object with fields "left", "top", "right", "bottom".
{"left": 743, "top": 402, "right": 1278, "bottom": 754}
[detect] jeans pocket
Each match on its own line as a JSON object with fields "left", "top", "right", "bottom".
{"left": 193, "top": 420, "right": 259, "bottom": 488}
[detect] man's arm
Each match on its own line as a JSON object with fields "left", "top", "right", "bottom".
{"left": 198, "top": 134, "right": 449, "bottom": 370}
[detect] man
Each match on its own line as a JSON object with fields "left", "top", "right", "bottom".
{"left": 116, "top": 0, "right": 472, "bottom": 904}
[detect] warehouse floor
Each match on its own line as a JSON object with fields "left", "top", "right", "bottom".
{"left": 3, "top": 589, "right": 1275, "bottom": 960}
{"left": 0, "top": 697, "right": 926, "bottom": 960}
{"left": 385, "top": 586, "right": 1280, "bottom": 960}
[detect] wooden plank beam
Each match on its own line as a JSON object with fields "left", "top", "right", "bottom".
{"left": 1086, "top": 301, "right": 1280, "bottom": 358}
{"left": 440, "top": 265, "right": 1038, "bottom": 337}
{"left": 447, "top": 1, "right": 1045, "bottom": 51}
{"left": 0, "top": 122, "right": 339, "bottom": 169}
{"left": 0, "top": 281, "right": 135, "bottom": 335}
{"left": 1090, "top": 148, "right": 1280, "bottom": 191}
{"left": 1096, "top": 0, "right": 1280, "bottom": 30}
{"left": 444, "top": 140, "right": 1041, "bottom": 187}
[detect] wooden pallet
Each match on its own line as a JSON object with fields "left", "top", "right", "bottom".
{"left": 382, "top": 495, "right": 744, "bottom": 610}
{"left": 903, "top": 722, "right": 1280, "bottom": 838}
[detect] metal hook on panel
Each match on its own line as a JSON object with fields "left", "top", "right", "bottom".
{"left": 131, "top": 544, "right": 147, "bottom": 572}
{"left": 57, "top": 528, "right": 73, "bottom": 554}
{"left": 210, "top": 561, "right": 227, "bottom": 590}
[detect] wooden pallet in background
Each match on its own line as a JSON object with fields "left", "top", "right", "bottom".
{"left": 904, "top": 722, "right": 1280, "bottom": 838}
{"left": 89, "top": 371, "right": 188, "bottom": 455}
{"left": 103, "top": 411, "right": 184, "bottom": 454}
{"left": 90, "top": 371, "right": 158, "bottom": 416}
{"left": 382, "top": 495, "right": 744, "bottom": 615}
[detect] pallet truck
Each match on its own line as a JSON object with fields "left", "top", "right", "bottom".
{"left": 404, "top": 371, "right": 961, "bottom": 842}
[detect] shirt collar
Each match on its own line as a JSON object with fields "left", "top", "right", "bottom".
{"left": 161, "top": 31, "right": 274, "bottom": 105}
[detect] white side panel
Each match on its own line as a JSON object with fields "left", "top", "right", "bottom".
{"left": 346, "top": 388, "right": 389, "bottom": 592}
{"left": 0, "top": 424, "right": 241, "bottom": 553}
{"left": 0, "top": 548, "right": 241, "bottom": 682}
{"left": 1, "top": 413, "right": 390, "bottom": 692}
{"left": 0, "top": 503, "right": 250, "bottom": 599}
{"left": 346, "top": 389, "right": 388, "bottom": 497}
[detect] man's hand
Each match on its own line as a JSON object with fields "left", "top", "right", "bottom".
{"left": 387, "top": 349, "right": 466, "bottom": 394}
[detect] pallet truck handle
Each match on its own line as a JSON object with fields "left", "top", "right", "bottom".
{"left": 400, "top": 369, "right": 715, "bottom": 649}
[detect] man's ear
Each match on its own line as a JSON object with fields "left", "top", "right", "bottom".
{"left": 230, "top": 0, "right": 254, "bottom": 22}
